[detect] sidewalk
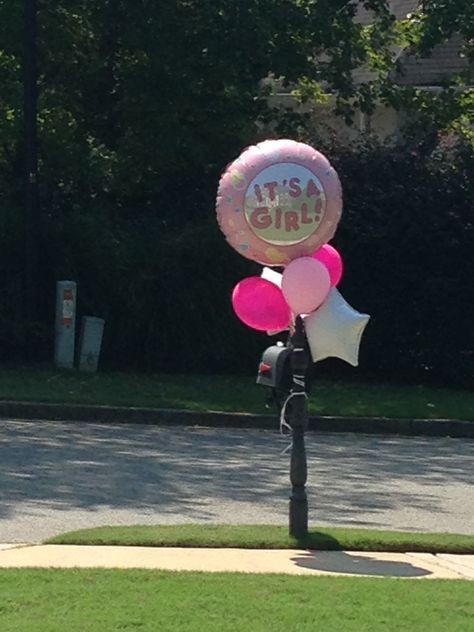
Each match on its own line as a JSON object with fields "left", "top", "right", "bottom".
{"left": 0, "top": 544, "right": 473, "bottom": 580}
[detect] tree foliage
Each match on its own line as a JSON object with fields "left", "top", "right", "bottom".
{"left": 1, "top": 1, "right": 472, "bottom": 201}
{"left": 415, "top": 0, "right": 474, "bottom": 63}
{"left": 0, "top": 1, "right": 472, "bottom": 384}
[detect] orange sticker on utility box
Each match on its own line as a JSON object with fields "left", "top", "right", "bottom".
{"left": 62, "top": 289, "right": 74, "bottom": 326}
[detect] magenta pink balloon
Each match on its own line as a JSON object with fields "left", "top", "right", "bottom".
{"left": 232, "top": 277, "right": 291, "bottom": 332}
{"left": 312, "top": 244, "right": 344, "bottom": 286}
{"left": 281, "top": 257, "right": 331, "bottom": 315}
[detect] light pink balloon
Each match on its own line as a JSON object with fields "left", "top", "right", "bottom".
{"left": 312, "top": 244, "right": 344, "bottom": 286}
{"left": 281, "top": 257, "right": 331, "bottom": 315}
{"left": 232, "top": 277, "right": 291, "bottom": 332}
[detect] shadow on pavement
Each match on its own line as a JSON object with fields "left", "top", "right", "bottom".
{"left": 0, "top": 421, "right": 473, "bottom": 536}
{"left": 291, "top": 551, "right": 432, "bottom": 577}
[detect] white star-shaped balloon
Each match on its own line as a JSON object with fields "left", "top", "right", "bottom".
{"left": 261, "top": 266, "right": 282, "bottom": 288}
{"left": 304, "top": 288, "right": 370, "bottom": 366}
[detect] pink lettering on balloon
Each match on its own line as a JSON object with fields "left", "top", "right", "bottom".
{"left": 315, "top": 197, "right": 323, "bottom": 213}
{"left": 300, "top": 203, "right": 312, "bottom": 224}
{"left": 264, "top": 181, "right": 278, "bottom": 201}
{"left": 250, "top": 207, "right": 272, "bottom": 229}
{"left": 285, "top": 211, "right": 299, "bottom": 232}
{"left": 275, "top": 208, "right": 282, "bottom": 230}
{"left": 306, "top": 179, "right": 320, "bottom": 197}
{"left": 289, "top": 177, "right": 301, "bottom": 198}
{"left": 254, "top": 184, "right": 263, "bottom": 203}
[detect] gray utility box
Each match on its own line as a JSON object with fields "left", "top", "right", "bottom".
{"left": 54, "top": 280, "right": 77, "bottom": 369}
{"left": 78, "top": 316, "right": 105, "bottom": 372}
{"left": 256, "top": 345, "right": 292, "bottom": 388}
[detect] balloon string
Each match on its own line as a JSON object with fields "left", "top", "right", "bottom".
{"left": 279, "top": 391, "right": 308, "bottom": 456}
{"left": 293, "top": 375, "right": 305, "bottom": 389}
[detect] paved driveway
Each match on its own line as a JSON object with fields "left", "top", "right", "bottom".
{"left": 0, "top": 420, "right": 472, "bottom": 542}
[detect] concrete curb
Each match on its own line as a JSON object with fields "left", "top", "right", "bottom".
{"left": 0, "top": 400, "right": 472, "bottom": 438}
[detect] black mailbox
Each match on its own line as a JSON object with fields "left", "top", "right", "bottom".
{"left": 256, "top": 344, "right": 292, "bottom": 388}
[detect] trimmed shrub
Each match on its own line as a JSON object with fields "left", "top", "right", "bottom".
{"left": 1, "top": 134, "right": 472, "bottom": 386}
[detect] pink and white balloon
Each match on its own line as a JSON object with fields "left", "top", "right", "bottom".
{"left": 216, "top": 139, "right": 343, "bottom": 266}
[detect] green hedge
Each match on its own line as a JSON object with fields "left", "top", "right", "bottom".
{"left": 0, "top": 138, "right": 472, "bottom": 386}
{"left": 328, "top": 138, "right": 474, "bottom": 387}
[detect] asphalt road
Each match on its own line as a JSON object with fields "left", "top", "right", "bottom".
{"left": 0, "top": 420, "right": 473, "bottom": 543}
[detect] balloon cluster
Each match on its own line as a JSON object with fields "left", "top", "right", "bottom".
{"left": 217, "top": 139, "right": 370, "bottom": 366}
{"left": 232, "top": 244, "right": 341, "bottom": 330}
{"left": 232, "top": 245, "right": 368, "bottom": 366}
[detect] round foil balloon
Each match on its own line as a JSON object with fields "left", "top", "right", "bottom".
{"left": 216, "top": 139, "right": 342, "bottom": 266}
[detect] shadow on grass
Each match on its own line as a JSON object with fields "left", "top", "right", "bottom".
{"left": 295, "top": 531, "right": 343, "bottom": 551}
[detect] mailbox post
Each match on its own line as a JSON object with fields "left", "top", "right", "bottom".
{"left": 288, "top": 316, "right": 309, "bottom": 538}
{"left": 257, "top": 315, "right": 310, "bottom": 538}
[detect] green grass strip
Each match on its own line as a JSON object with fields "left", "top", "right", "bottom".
{"left": 0, "top": 367, "right": 473, "bottom": 420}
{"left": 45, "top": 524, "right": 474, "bottom": 554}
{"left": 0, "top": 569, "right": 472, "bottom": 632}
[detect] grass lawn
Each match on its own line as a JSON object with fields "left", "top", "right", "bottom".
{"left": 46, "top": 524, "right": 474, "bottom": 554}
{"left": 0, "top": 568, "right": 472, "bottom": 632}
{"left": 0, "top": 367, "right": 473, "bottom": 420}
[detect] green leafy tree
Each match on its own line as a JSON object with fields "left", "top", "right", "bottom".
{"left": 415, "top": 0, "right": 474, "bottom": 63}
{"left": 388, "top": 1, "right": 474, "bottom": 141}
{"left": 0, "top": 1, "right": 471, "bottom": 379}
